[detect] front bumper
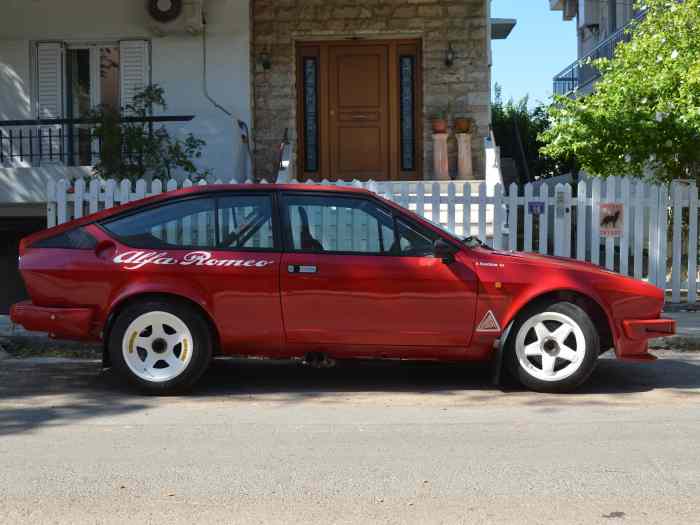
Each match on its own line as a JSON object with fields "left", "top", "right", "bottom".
{"left": 615, "top": 318, "right": 676, "bottom": 361}
{"left": 622, "top": 318, "right": 676, "bottom": 340}
{"left": 10, "top": 301, "right": 96, "bottom": 340}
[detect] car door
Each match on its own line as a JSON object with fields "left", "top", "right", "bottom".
{"left": 99, "top": 192, "right": 284, "bottom": 352}
{"left": 279, "top": 192, "right": 478, "bottom": 349}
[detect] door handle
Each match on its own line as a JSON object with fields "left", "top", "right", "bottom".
{"left": 287, "top": 264, "right": 318, "bottom": 274}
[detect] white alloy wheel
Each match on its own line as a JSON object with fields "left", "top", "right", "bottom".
{"left": 121, "top": 311, "right": 194, "bottom": 383}
{"left": 514, "top": 311, "right": 586, "bottom": 383}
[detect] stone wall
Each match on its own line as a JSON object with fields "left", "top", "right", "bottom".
{"left": 251, "top": 0, "right": 490, "bottom": 181}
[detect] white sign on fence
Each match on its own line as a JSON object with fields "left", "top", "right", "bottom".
{"left": 46, "top": 176, "right": 699, "bottom": 304}
{"left": 600, "top": 203, "right": 624, "bottom": 238}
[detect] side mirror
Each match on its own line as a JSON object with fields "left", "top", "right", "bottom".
{"left": 433, "top": 239, "right": 457, "bottom": 264}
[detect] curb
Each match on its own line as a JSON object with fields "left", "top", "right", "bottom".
{"left": 649, "top": 336, "right": 700, "bottom": 351}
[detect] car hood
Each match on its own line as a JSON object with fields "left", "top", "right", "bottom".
{"left": 471, "top": 247, "right": 664, "bottom": 298}
{"left": 485, "top": 249, "right": 606, "bottom": 273}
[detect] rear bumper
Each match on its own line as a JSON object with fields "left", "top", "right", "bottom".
{"left": 10, "top": 301, "right": 96, "bottom": 340}
{"left": 615, "top": 318, "right": 676, "bottom": 361}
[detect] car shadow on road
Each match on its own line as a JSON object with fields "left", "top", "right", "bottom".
{"left": 195, "top": 358, "right": 495, "bottom": 398}
{"left": 1, "top": 354, "right": 698, "bottom": 437}
{"left": 579, "top": 356, "right": 700, "bottom": 395}
{"left": 191, "top": 354, "right": 700, "bottom": 400}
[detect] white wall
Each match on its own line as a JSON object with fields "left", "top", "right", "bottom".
{"left": 0, "top": 0, "right": 251, "bottom": 195}
{"left": 0, "top": 166, "right": 93, "bottom": 207}
{"left": 0, "top": 40, "right": 33, "bottom": 122}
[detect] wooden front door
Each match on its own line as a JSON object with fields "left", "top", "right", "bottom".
{"left": 329, "top": 44, "right": 390, "bottom": 181}
{"left": 297, "top": 39, "right": 422, "bottom": 182}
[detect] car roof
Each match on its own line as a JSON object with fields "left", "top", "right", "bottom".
{"left": 25, "top": 182, "right": 462, "bottom": 252}
{"left": 117, "top": 183, "right": 376, "bottom": 213}
{"left": 172, "top": 183, "right": 373, "bottom": 197}
{"left": 32, "top": 183, "right": 377, "bottom": 239}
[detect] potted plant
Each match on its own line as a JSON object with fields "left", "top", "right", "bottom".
{"left": 454, "top": 115, "right": 474, "bottom": 134}
{"left": 431, "top": 105, "right": 449, "bottom": 134}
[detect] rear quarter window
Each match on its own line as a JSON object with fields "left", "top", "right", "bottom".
{"left": 100, "top": 194, "right": 276, "bottom": 251}
{"left": 101, "top": 197, "right": 217, "bottom": 249}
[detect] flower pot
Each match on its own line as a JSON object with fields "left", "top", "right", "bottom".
{"left": 454, "top": 117, "right": 473, "bottom": 134}
{"left": 431, "top": 118, "right": 448, "bottom": 134}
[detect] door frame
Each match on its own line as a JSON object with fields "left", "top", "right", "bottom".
{"left": 295, "top": 38, "right": 423, "bottom": 182}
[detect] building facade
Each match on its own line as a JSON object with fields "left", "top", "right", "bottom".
{"left": 549, "top": 0, "right": 644, "bottom": 96}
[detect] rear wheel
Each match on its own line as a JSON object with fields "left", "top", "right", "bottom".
{"left": 109, "top": 299, "right": 212, "bottom": 394}
{"left": 506, "top": 302, "right": 599, "bottom": 393}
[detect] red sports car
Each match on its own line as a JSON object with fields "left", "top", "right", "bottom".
{"left": 11, "top": 184, "right": 674, "bottom": 394}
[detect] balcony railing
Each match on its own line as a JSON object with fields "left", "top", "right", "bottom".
{"left": 553, "top": 11, "right": 646, "bottom": 96}
{"left": 0, "top": 115, "right": 194, "bottom": 168}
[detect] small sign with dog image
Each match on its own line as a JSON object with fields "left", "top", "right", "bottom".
{"left": 600, "top": 203, "right": 623, "bottom": 237}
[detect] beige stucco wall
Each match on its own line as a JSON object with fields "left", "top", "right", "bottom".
{"left": 251, "top": 0, "right": 491, "bottom": 181}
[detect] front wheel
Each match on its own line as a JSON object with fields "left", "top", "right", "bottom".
{"left": 109, "top": 298, "right": 213, "bottom": 394}
{"left": 505, "top": 302, "right": 600, "bottom": 393}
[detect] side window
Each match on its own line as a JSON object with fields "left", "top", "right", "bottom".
{"left": 283, "top": 195, "right": 396, "bottom": 254}
{"left": 396, "top": 218, "right": 438, "bottom": 256}
{"left": 217, "top": 195, "right": 274, "bottom": 250}
{"left": 102, "top": 198, "right": 216, "bottom": 249}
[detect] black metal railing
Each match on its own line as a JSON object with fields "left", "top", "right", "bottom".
{"left": 553, "top": 11, "right": 646, "bottom": 96}
{"left": 0, "top": 115, "right": 194, "bottom": 167}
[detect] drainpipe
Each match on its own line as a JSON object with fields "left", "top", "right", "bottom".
{"left": 201, "top": 11, "right": 252, "bottom": 181}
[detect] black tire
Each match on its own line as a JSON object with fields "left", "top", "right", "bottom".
{"left": 505, "top": 301, "right": 599, "bottom": 393}
{"left": 109, "top": 298, "right": 213, "bottom": 394}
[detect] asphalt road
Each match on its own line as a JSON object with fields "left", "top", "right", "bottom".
{"left": 1, "top": 351, "right": 700, "bottom": 525}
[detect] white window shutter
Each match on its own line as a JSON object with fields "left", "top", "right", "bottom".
{"left": 35, "top": 42, "right": 64, "bottom": 164}
{"left": 36, "top": 42, "right": 64, "bottom": 119}
{"left": 119, "top": 40, "right": 150, "bottom": 110}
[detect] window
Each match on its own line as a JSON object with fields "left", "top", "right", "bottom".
{"left": 34, "top": 40, "right": 149, "bottom": 165}
{"left": 66, "top": 45, "right": 121, "bottom": 165}
{"left": 396, "top": 218, "right": 438, "bottom": 257}
{"left": 32, "top": 227, "right": 97, "bottom": 250}
{"left": 283, "top": 195, "right": 396, "bottom": 254}
{"left": 101, "top": 194, "right": 276, "bottom": 251}
{"left": 102, "top": 198, "right": 217, "bottom": 249}
{"left": 399, "top": 55, "right": 416, "bottom": 171}
{"left": 301, "top": 55, "right": 319, "bottom": 173}
{"left": 217, "top": 195, "right": 275, "bottom": 250}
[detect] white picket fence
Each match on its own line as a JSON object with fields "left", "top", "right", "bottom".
{"left": 47, "top": 176, "right": 700, "bottom": 304}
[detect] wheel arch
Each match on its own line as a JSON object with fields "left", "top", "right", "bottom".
{"left": 101, "top": 291, "right": 222, "bottom": 367}
{"left": 504, "top": 289, "right": 614, "bottom": 353}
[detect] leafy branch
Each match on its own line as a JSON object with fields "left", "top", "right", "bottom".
{"left": 86, "top": 84, "right": 211, "bottom": 183}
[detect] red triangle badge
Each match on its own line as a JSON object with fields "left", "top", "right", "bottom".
{"left": 477, "top": 310, "right": 501, "bottom": 332}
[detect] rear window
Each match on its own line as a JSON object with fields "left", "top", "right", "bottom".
{"left": 32, "top": 227, "right": 97, "bottom": 250}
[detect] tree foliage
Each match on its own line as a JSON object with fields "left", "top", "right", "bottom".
{"left": 541, "top": 0, "right": 700, "bottom": 183}
{"left": 87, "top": 84, "right": 211, "bottom": 183}
{"left": 491, "top": 86, "right": 573, "bottom": 181}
